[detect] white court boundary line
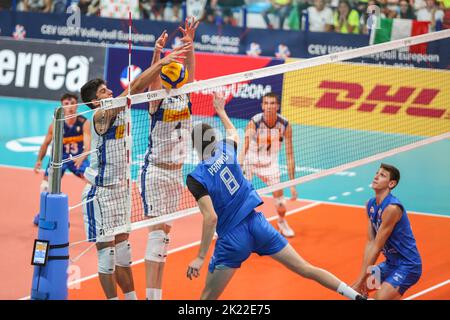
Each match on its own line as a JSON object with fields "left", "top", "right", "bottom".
{"left": 404, "top": 279, "right": 450, "bottom": 300}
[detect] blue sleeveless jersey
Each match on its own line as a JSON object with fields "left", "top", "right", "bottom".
{"left": 189, "top": 140, "right": 263, "bottom": 237}
{"left": 367, "top": 194, "right": 422, "bottom": 266}
{"left": 62, "top": 116, "right": 86, "bottom": 159}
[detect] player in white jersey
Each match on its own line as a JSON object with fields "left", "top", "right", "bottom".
{"left": 79, "top": 45, "right": 189, "bottom": 300}
{"left": 139, "top": 17, "right": 198, "bottom": 300}
{"left": 238, "top": 92, "right": 298, "bottom": 237}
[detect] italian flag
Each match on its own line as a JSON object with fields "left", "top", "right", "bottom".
{"left": 370, "top": 18, "right": 430, "bottom": 54}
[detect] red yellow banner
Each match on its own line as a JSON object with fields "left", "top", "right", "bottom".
{"left": 282, "top": 61, "right": 450, "bottom": 136}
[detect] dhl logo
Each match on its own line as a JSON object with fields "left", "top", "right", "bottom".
{"left": 62, "top": 135, "right": 83, "bottom": 144}
{"left": 163, "top": 108, "right": 191, "bottom": 122}
{"left": 312, "top": 81, "right": 448, "bottom": 119}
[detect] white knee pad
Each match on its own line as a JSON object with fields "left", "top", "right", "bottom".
{"left": 116, "top": 240, "right": 132, "bottom": 268}
{"left": 145, "top": 230, "right": 170, "bottom": 263}
{"left": 98, "top": 246, "right": 116, "bottom": 274}
{"left": 274, "top": 196, "right": 286, "bottom": 208}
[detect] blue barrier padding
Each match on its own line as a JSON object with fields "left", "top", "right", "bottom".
{"left": 31, "top": 193, "right": 69, "bottom": 300}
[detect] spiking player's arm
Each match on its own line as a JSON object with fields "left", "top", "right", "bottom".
{"left": 74, "top": 119, "right": 92, "bottom": 169}
{"left": 179, "top": 17, "right": 199, "bottom": 84}
{"left": 187, "top": 194, "right": 218, "bottom": 280}
{"left": 148, "top": 30, "right": 168, "bottom": 114}
{"left": 238, "top": 121, "right": 255, "bottom": 166}
{"left": 34, "top": 124, "right": 53, "bottom": 173}
{"left": 213, "top": 92, "right": 239, "bottom": 145}
{"left": 285, "top": 124, "right": 298, "bottom": 200}
{"left": 352, "top": 205, "right": 402, "bottom": 293}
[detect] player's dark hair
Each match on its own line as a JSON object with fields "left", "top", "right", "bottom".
{"left": 380, "top": 163, "right": 400, "bottom": 189}
{"left": 191, "top": 122, "right": 217, "bottom": 160}
{"left": 263, "top": 92, "right": 280, "bottom": 104}
{"left": 80, "top": 78, "right": 105, "bottom": 109}
{"left": 60, "top": 93, "right": 78, "bottom": 102}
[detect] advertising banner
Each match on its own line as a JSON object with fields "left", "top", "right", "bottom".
{"left": 282, "top": 60, "right": 450, "bottom": 137}
{"left": 0, "top": 37, "right": 105, "bottom": 100}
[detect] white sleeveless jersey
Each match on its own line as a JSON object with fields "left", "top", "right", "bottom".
{"left": 143, "top": 94, "right": 192, "bottom": 166}
{"left": 247, "top": 113, "right": 289, "bottom": 166}
{"left": 85, "top": 111, "right": 127, "bottom": 187}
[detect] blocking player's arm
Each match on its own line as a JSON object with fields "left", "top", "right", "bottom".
{"left": 186, "top": 176, "right": 218, "bottom": 279}
{"left": 74, "top": 119, "right": 92, "bottom": 169}
{"left": 238, "top": 120, "right": 255, "bottom": 166}
{"left": 285, "top": 124, "right": 298, "bottom": 200}
{"left": 213, "top": 93, "right": 239, "bottom": 145}
{"left": 178, "top": 17, "right": 199, "bottom": 84}
{"left": 34, "top": 124, "right": 53, "bottom": 173}
{"left": 148, "top": 30, "right": 167, "bottom": 114}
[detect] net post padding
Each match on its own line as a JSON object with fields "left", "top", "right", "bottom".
{"left": 31, "top": 106, "right": 69, "bottom": 300}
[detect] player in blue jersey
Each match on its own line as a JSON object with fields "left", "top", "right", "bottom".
{"left": 33, "top": 93, "right": 91, "bottom": 225}
{"left": 185, "top": 93, "right": 366, "bottom": 300}
{"left": 352, "top": 164, "right": 422, "bottom": 299}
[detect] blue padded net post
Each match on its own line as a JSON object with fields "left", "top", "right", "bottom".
{"left": 31, "top": 106, "right": 69, "bottom": 300}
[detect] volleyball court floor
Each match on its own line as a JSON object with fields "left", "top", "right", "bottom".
{"left": 1, "top": 97, "right": 449, "bottom": 300}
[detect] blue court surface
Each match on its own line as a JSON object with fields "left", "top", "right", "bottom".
{"left": 1, "top": 96, "right": 449, "bottom": 216}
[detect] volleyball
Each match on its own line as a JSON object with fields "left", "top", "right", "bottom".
{"left": 160, "top": 61, "right": 188, "bottom": 89}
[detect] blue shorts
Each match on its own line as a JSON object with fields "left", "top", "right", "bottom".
{"left": 372, "top": 262, "right": 422, "bottom": 295}
{"left": 44, "top": 159, "right": 89, "bottom": 178}
{"left": 208, "top": 211, "right": 288, "bottom": 273}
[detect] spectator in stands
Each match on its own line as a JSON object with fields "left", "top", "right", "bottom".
{"left": 23, "top": 0, "right": 52, "bottom": 12}
{"left": 377, "top": 0, "right": 397, "bottom": 18}
{"left": 140, "top": 0, "right": 164, "bottom": 20}
{"left": 0, "top": 0, "right": 12, "bottom": 10}
{"left": 166, "top": 0, "right": 183, "bottom": 22}
{"left": 396, "top": 0, "right": 416, "bottom": 19}
{"left": 263, "top": 0, "right": 293, "bottom": 30}
{"left": 333, "top": 0, "right": 360, "bottom": 34}
{"left": 437, "top": 0, "right": 450, "bottom": 29}
{"left": 52, "top": 0, "right": 67, "bottom": 13}
{"left": 211, "top": 0, "right": 245, "bottom": 26}
{"left": 307, "top": 0, "right": 334, "bottom": 32}
{"left": 417, "top": 0, "right": 444, "bottom": 30}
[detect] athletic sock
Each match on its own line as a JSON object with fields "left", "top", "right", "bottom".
{"left": 146, "top": 288, "right": 162, "bottom": 300}
{"left": 124, "top": 291, "right": 138, "bottom": 300}
{"left": 337, "top": 282, "right": 361, "bottom": 300}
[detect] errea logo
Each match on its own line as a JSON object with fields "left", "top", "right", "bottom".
{"left": 0, "top": 50, "right": 90, "bottom": 91}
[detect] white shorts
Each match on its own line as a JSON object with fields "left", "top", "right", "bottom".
{"left": 243, "top": 160, "right": 281, "bottom": 187}
{"left": 82, "top": 182, "right": 131, "bottom": 243}
{"left": 139, "top": 165, "right": 184, "bottom": 218}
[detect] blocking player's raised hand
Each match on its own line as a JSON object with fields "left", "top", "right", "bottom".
{"left": 179, "top": 16, "right": 200, "bottom": 44}
{"left": 159, "top": 43, "right": 191, "bottom": 66}
{"left": 155, "top": 30, "right": 168, "bottom": 52}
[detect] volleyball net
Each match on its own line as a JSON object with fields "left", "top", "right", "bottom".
{"left": 52, "top": 29, "right": 450, "bottom": 241}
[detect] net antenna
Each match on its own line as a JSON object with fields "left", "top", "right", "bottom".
{"left": 125, "top": 8, "right": 133, "bottom": 236}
